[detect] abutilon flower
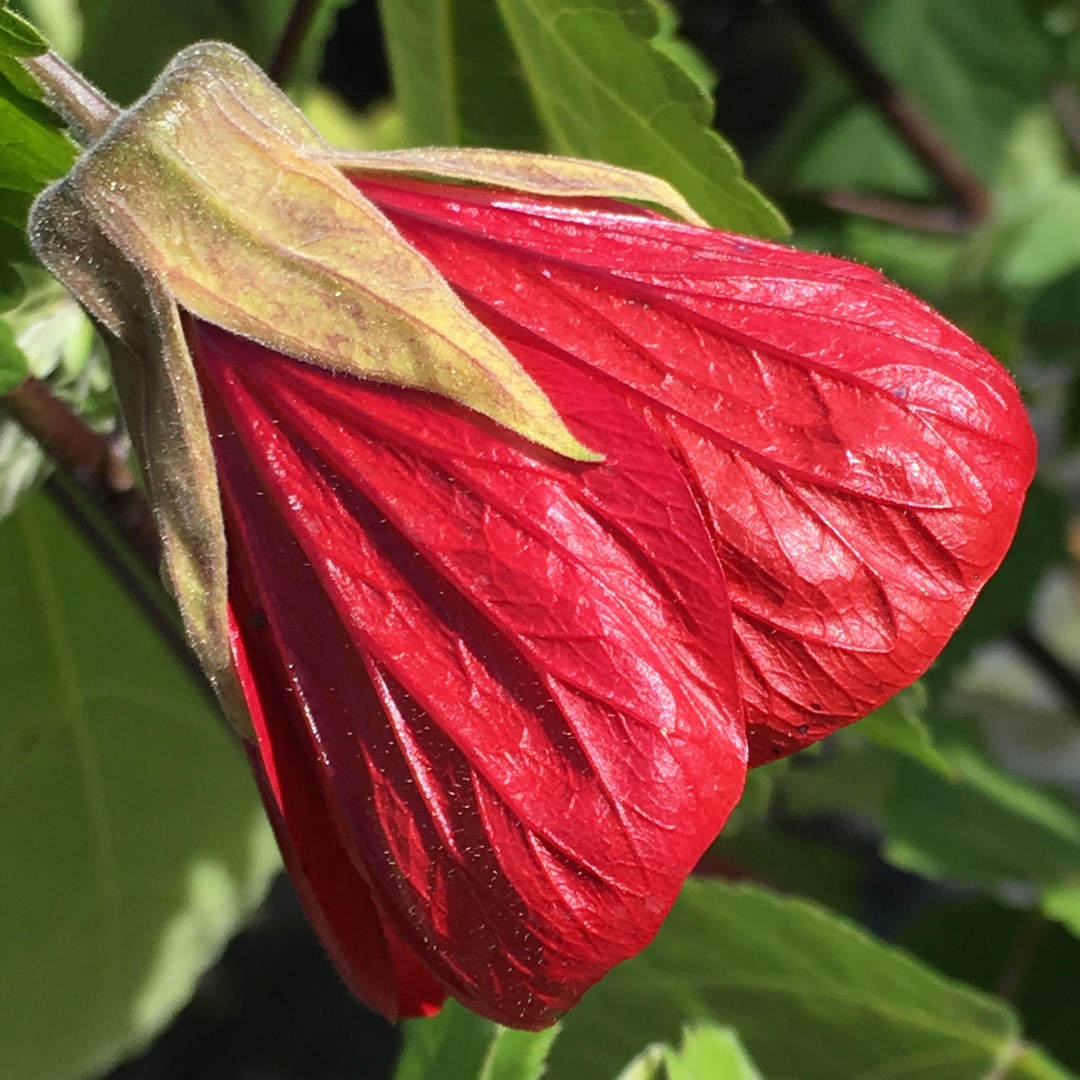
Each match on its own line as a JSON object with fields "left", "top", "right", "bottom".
{"left": 30, "top": 43, "right": 1036, "bottom": 1029}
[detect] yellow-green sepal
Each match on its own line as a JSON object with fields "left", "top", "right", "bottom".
{"left": 324, "top": 146, "right": 708, "bottom": 225}
{"left": 34, "top": 42, "right": 598, "bottom": 463}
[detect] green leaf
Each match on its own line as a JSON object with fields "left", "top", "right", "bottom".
{"left": 13, "top": 0, "right": 82, "bottom": 58}
{"left": 768, "top": 0, "right": 1051, "bottom": 197}
{"left": 777, "top": 738, "right": 893, "bottom": 822}
{"left": 395, "top": 999, "right": 560, "bottom": 1080}
{"left": 883, "top": 736, "right": 1080, "bottom": 923}
{"left": 899, "top": 898, "right": 1080, "bottom": 1073}
{"left": 0, "top": 493, "right": 278, "bottom": 1080}
{"left": 0, "top": 5, "right": 49, "bottom": 56}
{"left": 0, "top": 312, "right": 27, "bottom": 391}
{"left": 616, "top": 1025, "right": 762, "bottom": 1080}
{"left": 0, "top": 41, "right": 75, "bottom": 302}
{"left": 857, "top": 684, "right": 957, "bottom": 779}
{"left": 1042, "top": 882, "right": 1080, "bottom": 940}
{"left": 493, "top": 0, "right": 786, "bottom": 235}
{"left": 715, "top": 826, "right": 868, "bottom": 920}
{"left": 1001, "top": 181, "right": 1080, "bottom": 289}
{"left": 481, "top": 1024, "right": 562, "bottom": 1080}
{"left": 300, "top": 89, "right": 404, "bottom": 152}
{"left": 615, "top": 1044, "right": 665, "bottom": 1080}
{"left": 73, "top": 0, "right": 349, "bottom": 103}
{"left": 664, "top": 1025, "right": 762, "bottom": 1080}
{"left": 549, "top": 878, "right": 1072, "bottom": 1080}
{"left": 377, "top": 0, "right": 545, "bottom": 148}
{"left": 0, "top": 57, "right": 74, "bottom": 189}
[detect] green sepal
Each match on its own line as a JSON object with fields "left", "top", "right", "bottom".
{"left": 32, "top": 42, "right": 596, "bottom": 463}
{"left": 325, "top": 146, "right": 708, "bottom": 224}
{"left": 29, "top": 40, "right": 646, "bottom": 732}
{"left": 29, "top": 175, "right": 247, "bottom": 731}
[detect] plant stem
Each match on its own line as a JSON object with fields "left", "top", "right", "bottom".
{"left": 21, "top": 50, "right": 118, "bottom": 146}
{"left": 12, "top": 50, "right": 218, "bottom": 694}
{"left": 1010, "top": 628, "right": 1080, "bottom": 726}
{"left": 43, "top": 472, "right": 218, "bottom": 706}
{"left": 779, "top": 0, "right": 991, "bottom": 227}
{"left": 1, "top": 378, "right": 219, "bottom": 701}
{"left": 2, "top": 376, "right": 160, "bottom": 570}
{"left": 995, "top": 908, "right": 1047, "bottom": 1002}
{"left": 1051, "top": 83, "right": 1080, "bottom": 163}
{"left": 268, "top": 0, "right": 324, "bottom": 86}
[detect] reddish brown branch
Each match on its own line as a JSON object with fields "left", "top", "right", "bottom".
{"left": 1010, "top": 628, "right": 1080, "bottom": 728}
{"left": 2, "top": 376, "right": 160, "bottom": 572}
{"left": 995, "top": 908, "right": 1047, "bottom": 1002}
{"left": 20, "top": 51, "right": 118, "bottom": 145}
{"left": 1051, "top": 83, "right": 1080, "bottom": 162}
{"left": 3, "top": 377, "right": 222, "bottom": 703}
{"left": 779, "top": 0, "right": 991, "bottom": 227}
{"left": 268, "top": 0, "right": 324, "bottom": 86}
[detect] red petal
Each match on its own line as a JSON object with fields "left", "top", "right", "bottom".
{"left": 230, "top": 581, "right": 445, "bottom": 1021}
{"left": 350, "top": 176, "right": 1036, "bottom": 764}
{"left": 190, "top": 320, "right": 745, "bottom": 1027}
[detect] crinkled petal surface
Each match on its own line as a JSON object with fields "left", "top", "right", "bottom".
{"left": 343, "top": 175, "right": 1037, "bottom": 764}
{"left": 188, "top": 318, "right": 747, "bottom": 1028}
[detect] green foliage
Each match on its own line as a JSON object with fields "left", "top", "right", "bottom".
{"left": 0, "top": 4, "right": 49, "bottom": 54}
{"left": 395, "top": 1000, "right": 560, "bottom": 1080}
{"left": 774, "top": 710, "right": 1080, "bottom": 947}
{"left": 883, "top": 729, "right": 1080, "bottom": 932}
{"left": 377, "top": 0, "right": 545, "bottom": 148}
{"left": 618, "top": 1025, "right": 762, "bottom": 1080}
{"left": 0, "top": 493, "right": 278, "bottom": 1080}
{"left": 493, "top": 0, "right": 786, "bottom": 234}
{"left": 393, "top": 881, "right": 1077, "bottom": 1080}
{"left": 768, "top": 0, "right": 1051, "bottom": 197}
{"left": 377, "top": 0, "right": 785, "bottom": 232}
{"left": 12, "top": 0, "right": 82, "bottom": 56}
{"left": 857, "top": 684, "right": 958, "bottom": 779}
{"left": 0, "top": 9, "right": 74, "bottom": 310}
{"left": 547, "top": 879, "right": 1072, "bottom": 1080}
{"left": 899, "top": 899, "right": 1080, "bottom": 1072}
{"left": 71, "top": 0, "right": 349, "bottom": 103}
{"left": 0, "top": 313, "right": 26, "bottom": 390}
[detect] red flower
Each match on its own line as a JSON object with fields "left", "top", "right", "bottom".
{"left": 190, "top": 301, "right": 746, "bottom": 1026}
{"left": 30, "top": 42, "right": 1036, "bottom": 1033}
{"left": 184, "top": 174, "right": 1034, "bottom": 1027}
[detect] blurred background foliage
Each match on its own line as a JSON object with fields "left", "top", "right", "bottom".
{"left": 3, "top": 0, "right": 1080, "bottom": 1078}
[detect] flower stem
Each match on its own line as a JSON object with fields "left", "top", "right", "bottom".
{"left": 43, "top": 471, "right": 218, "bottom": 707}
{"left": 995, "top": 908, "right": 1047, "bottom": 1002}
{"left": 779, "top": 0, "right": 991, "bottom": 228}
{"left": 21, "top": 50, "right": 119, "bottom": 146}
{"left": 2, "top": 376, "right": 160, "bottom": 571}
{"left": 1, "top": 378, "right": 218, "bottom": 705}
{"left": 10, "top": 52, "right": 221, "bottom": 700}
{"left": 1010, "top": 628, "right": 1080, "bottom": 728}
{"left": 268, "top": 0, "right": 323, "bottom": 86}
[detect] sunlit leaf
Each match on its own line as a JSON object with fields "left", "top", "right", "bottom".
{"left": 550, "top": 879, "right": 1070, "bottom": 1080}
{"left": 493, "top": 0, "right": 785, "bottom": 234}
{"left": 377, "top": 0, "right": 545, "bottom": 148}
{"left": 0, "top": 494, "right": 278, "bottom": 1080}
{"left": 768, "top": 0, "right": 1050, "bottom": 197}
{"left": 395, "top": 999, "right": 560, "bottom": 1080}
